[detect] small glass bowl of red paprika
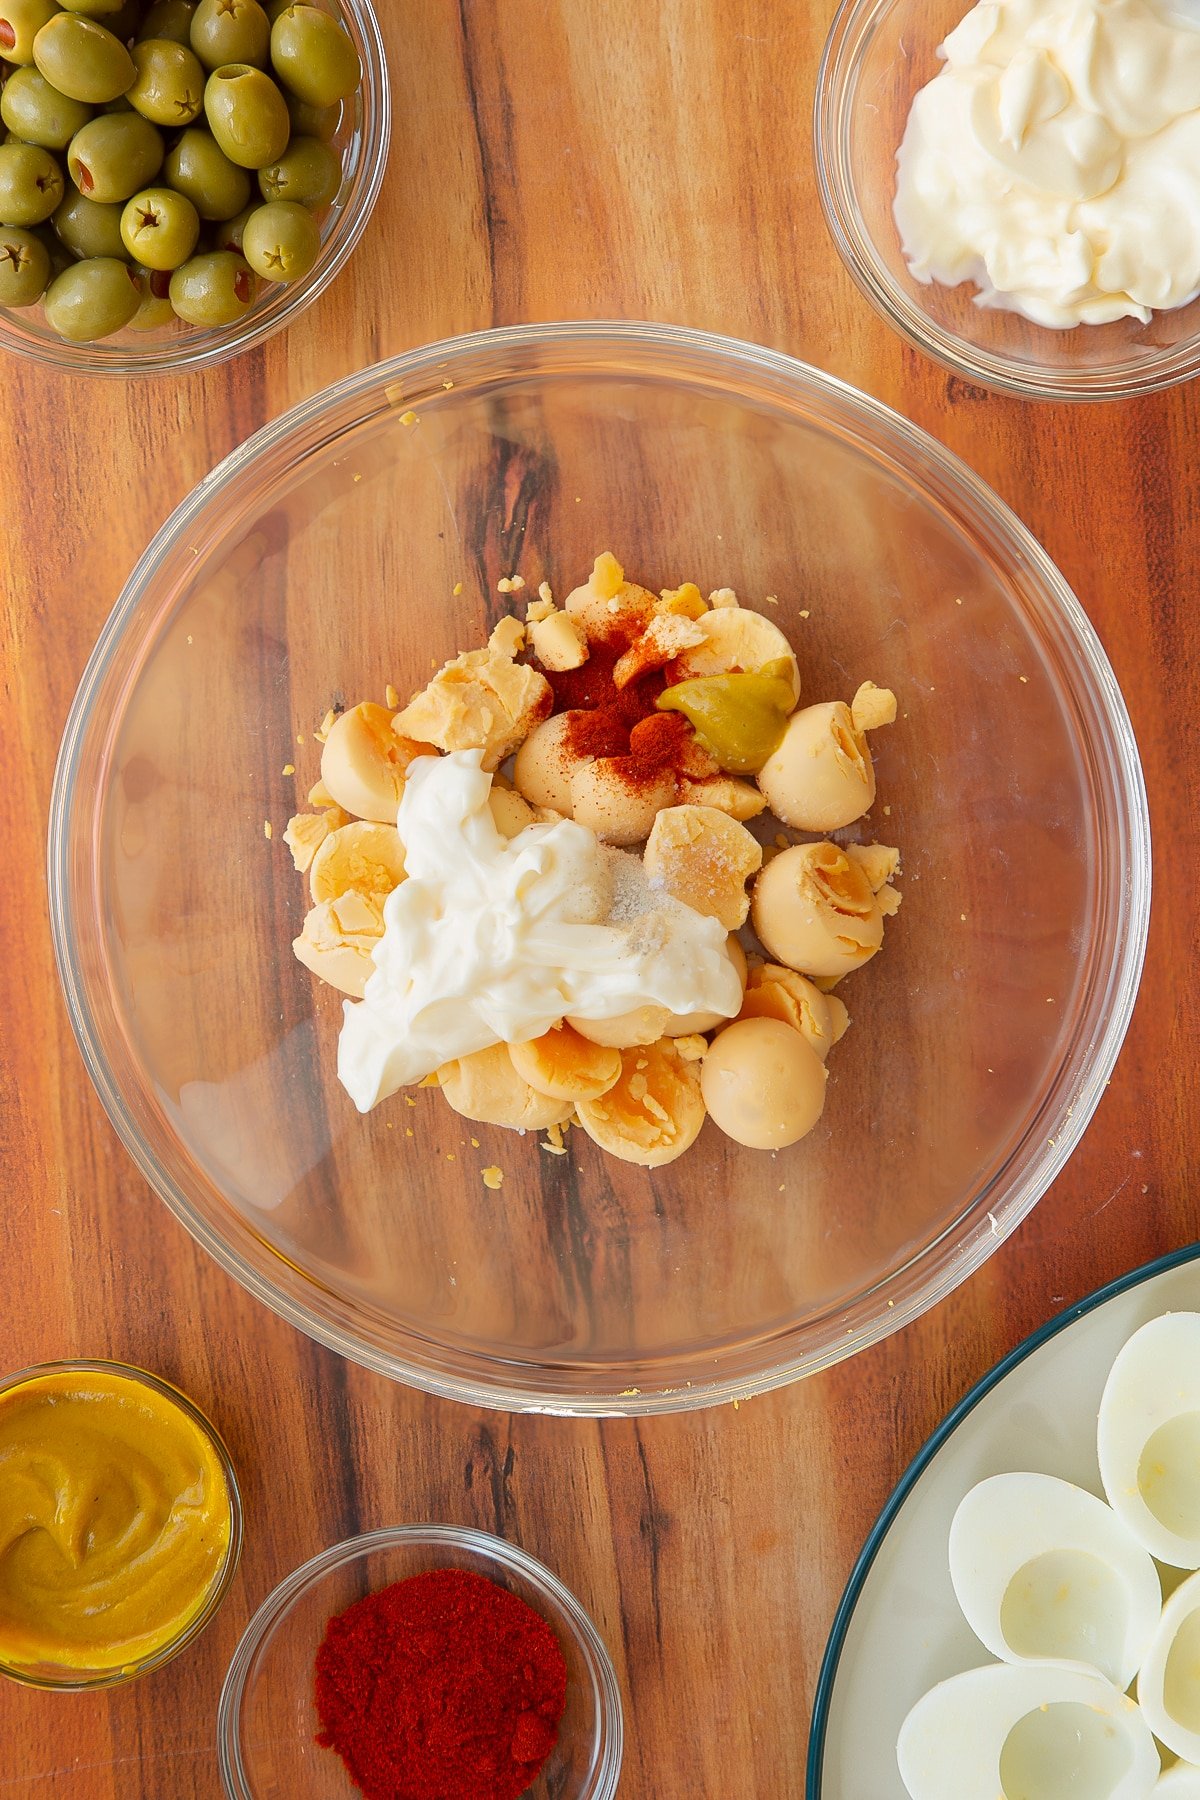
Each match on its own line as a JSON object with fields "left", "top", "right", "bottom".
{"left": 217, "top": 1523, "right": 623, "bottom": 1800}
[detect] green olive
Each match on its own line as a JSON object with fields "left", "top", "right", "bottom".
{"left": 270, "top": 5, "right": 359, "bottom": 107}
{"left": 52, "top": 178, "right": 125, "bottom": 254}
{"left": 283, "top": 88, "right": 336, "bottom": 139}
{"left": 129, "top": 259, "right": 173, "bottom": 325}
{"left": 0, "top": 138, "right": 62, "bottom": 221}
{"left": 33, "top": 216, "right": 73, "bottom": 272}
{"left": 203, "top": 61, "right": 286, "bottom": 168}
{"left": 0, "top": 62, "right": 93, "bottom": 147}
{"left": 57, "top": 0, "right": 125, "bottom": 16}
{"left": 263, "top": 0, "right": 291, "bottom": 17}
{"left": 136, "top": 0, "right": 195, "bottom": 44}
{"left": 125, "top": 36, "right": 203, "bottom": 123}
{"left": 32, "top": 12, "right": 135, "bottom": 102}
{"left": 257, "top": 133, "right": 337, "bottom": 205}
{"left": 210, "top": 195, "right": 254, "bottom": 251}
{"left": 162, "top": 123, "right": 248, "bottom": 217}
{"left": 119, "top": 181, "right": 197, "bottom": 266}
{"left": 0, "top": 219, "right": 49, "bottom": 301}
{"left": 67, "top": 111, "right": 163, "bottom": 203}
{"left": 0, "top": 0, "right": 61, "bottom": 66}
{"left": 240, "top": 195, "right": 315, "bottom": 279}
{"left": 189, "top": 0, "right": 268, "bottom": 69}
{"left": 98, "top": 90, "right": 132, "bottom": 110}
{"left": 43, "top": 249, "right": 138, "bottom": 335}
{"left": 104, "top": 0, "right": 144, "bottom": 39}
{"left": 168, "top": 245, "right": 253, "bottom": 322}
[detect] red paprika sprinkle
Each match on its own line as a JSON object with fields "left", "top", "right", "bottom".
{"left": 313, "top": 1567, "right": 568, "bottom": 1800}
{"left": 545, "top": 622, "right": 682, "bottom": 795}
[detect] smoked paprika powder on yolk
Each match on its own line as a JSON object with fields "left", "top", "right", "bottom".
{"left": 313, "top": 1567, "right": 568, "bottom": 1800}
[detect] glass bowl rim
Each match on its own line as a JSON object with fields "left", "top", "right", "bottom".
{"left": 0, "top": 1356, "right": 243, "bottom": 1690}
{"left": 215, "top": 1522, "right": 625, "bottom": 1800}
{"left": 0, "top": 0, "right": 391, "bottom": 379}
{"left": 814, "top": 0, "right": 1200, "bottom": 402}
{"left": 47, "top": 319, "right": 1152, "bottom": 1414}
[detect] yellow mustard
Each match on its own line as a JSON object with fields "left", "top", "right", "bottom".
{"left": 0, "top": 1366, "right": 234, "bottom": 1676}
{"left": 657, "top": 658, "right": 795, "bottom": 773}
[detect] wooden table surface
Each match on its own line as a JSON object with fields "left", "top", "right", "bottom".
{"left": 1, "top": 3, "right": 1195, "bottom": 1795}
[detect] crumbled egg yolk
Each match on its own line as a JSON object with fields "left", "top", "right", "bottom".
{"left": 280, "top": 551, "right": 902, "bottom": 1167}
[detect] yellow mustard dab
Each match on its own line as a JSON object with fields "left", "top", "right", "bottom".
{"left": 0, "top": 1367, "right": 233, "bottom": 1674}
{"left": 656, "top": 659, "right": 795, "bottom": 773}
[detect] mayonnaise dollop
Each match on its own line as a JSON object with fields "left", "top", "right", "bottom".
{"left": 894, "top": 0, "right": 1200, "bottom": 327}
{"left": 337, "top": 751, "right": 742, "bottom": 1112}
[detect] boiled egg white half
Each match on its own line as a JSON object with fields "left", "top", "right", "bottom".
{"left": 948, "top": 1471, "right": 1161, "bottom": 1688}
{"left": 1139, "top": 1569, "right": 1200, "bottom": 1764}
{"left": 897, "top": 1661, "right": 1160, "bottom": 1800}
{"left": 1156, "top": 1765, "right": 1200, "bottom": 1796}
{"left": 1098, "top": 1314, "right": 1200, "bottom": 1568}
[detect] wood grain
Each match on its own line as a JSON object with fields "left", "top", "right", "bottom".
{"left": 0, "top": 1, "right": 1196, "bottom": 1795}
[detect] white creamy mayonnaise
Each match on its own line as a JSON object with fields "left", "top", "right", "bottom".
{"left": 893, "top": 0, "right": 1200, "bottom": 327}
{"left": 337, "top": 751, "right": 742, "bottom": 1112}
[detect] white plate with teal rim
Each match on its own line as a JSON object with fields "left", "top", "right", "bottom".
{"left": 808, "top": 1242, "right": 1200, "bottom": 1799}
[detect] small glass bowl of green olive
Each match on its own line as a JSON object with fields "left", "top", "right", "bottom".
{"left": 0, "top": 0, "right": 388, "bottom": 373}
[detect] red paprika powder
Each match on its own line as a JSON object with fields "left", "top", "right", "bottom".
{"left": 313, "top": 1567, "right": 568, "bottom": 1800}
{"left": 548, "top": 623, "right": 664, "bottom": 759}
{"left": 544, "top": 619, "right": 704, "bottom": 798}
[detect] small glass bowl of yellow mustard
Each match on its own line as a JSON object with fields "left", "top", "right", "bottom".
{"left": 0, "top": 1358, "right": 242, "bottom": 1690}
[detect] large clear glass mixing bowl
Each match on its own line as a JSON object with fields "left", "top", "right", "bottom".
{"left": 48, "top": 323, "right": 1150, "bottom": 1413}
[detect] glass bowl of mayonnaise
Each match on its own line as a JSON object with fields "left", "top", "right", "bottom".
{"left": 817, "top": 0, "right": 1200, "bottom": 399}
{"left": 0, "top": 1360, "right": 242, "bottom": 1688}
{"left": 48, "top": 323, "right": 1149, "bottom": 1414}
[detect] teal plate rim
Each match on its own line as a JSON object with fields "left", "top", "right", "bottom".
{"left": 805, "top": 1237, "right": 1200, "bottom": 1798}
